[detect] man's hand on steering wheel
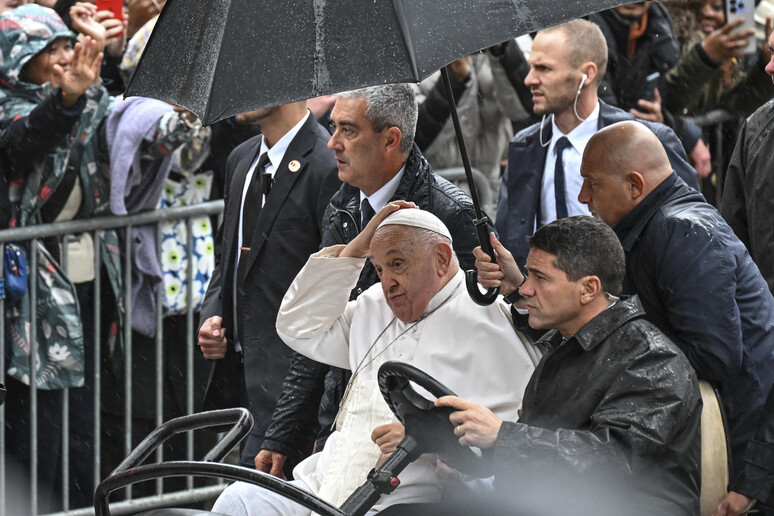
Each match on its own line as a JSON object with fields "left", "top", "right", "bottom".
{"left": 435, "top": 396, "right": 503, "bottom": 449}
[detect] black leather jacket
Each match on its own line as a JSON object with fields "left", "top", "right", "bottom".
{"left": 262, "top": 145, "right": 494, "bottom": 457}
{"left": 494, "top": 296, "right": 702, "bottom": 515}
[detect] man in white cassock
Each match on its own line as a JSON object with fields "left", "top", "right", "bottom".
{"left": 213, "top": 202, "right": 540, "bottom": 515}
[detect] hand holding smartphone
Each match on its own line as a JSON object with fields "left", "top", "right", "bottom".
{"left": 725, "top": 0, "right": 757, "bottom": 54}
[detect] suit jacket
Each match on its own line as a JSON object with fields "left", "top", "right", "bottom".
{"left": 199, "top": 113, "right": 341, "bottom": 438}
{"left": 495, "top": 100, "right": 699, "bottom": 266}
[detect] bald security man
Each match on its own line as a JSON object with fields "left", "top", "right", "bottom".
{"left": 476, "top": 120, "right": 774, "bottom": 510}
{"left": 576, "top": 121, "right": 774, "bottom": 505}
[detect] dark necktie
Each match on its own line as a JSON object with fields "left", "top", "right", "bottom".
{"left": 361, "top": 198, "right": 375, "bottom": 230}
{"left": 554, "top": 136, "right": 572, "bottom": 220}
{"left": 236, "top": 152, "right": 270, "bottom": 344}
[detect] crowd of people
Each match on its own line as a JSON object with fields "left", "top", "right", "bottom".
{"left": 3, "top": 0, "right": 774, "bottom": 515}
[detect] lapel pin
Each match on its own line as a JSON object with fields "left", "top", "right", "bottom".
{"left": 288, "top": 160, "right": 301, "bottom": 172}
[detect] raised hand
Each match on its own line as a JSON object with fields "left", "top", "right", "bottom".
{"left": 70, "top": 2, "right": 108, "bottom": 54}
{"left": 703, "top": 18, "right": 756, "bottom": 62}
{"left": 52, "top": 37, "right": 102, "bottom": 108}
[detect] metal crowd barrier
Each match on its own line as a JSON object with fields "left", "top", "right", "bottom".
{"left": 0, "top": 200, "right": 225, "bottom": 515}
{"left": 682, "top": 109, "right": 742, "bottom": 206}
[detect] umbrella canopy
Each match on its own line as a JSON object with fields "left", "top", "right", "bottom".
{"left": 127, "top": 0, "right": 635, "bottom": 125}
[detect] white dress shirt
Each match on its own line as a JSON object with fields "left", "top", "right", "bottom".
{"left": 359, "top": 165, "right": 406, "bottom": 215}
{"left": 539, "top": 102, "right": 600, "bottom": 226}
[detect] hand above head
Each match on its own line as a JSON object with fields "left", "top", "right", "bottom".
{"left": 52, "top": 37, "right": 103, "bottom": 108}
{"left": 254, "top": 449, "right": 287, "bottom": 480}
{"left": 198, "top": 315, "right": 227, "bottom": 359}
{"left": 702, "top": 18, "right": 756, "bottom": 63}
{"left": 435, "top": 395, "right": 503, "bottom": 449}
{"left": 70, "top": 2, "right": 108, "bottom": 54}
{"left": 339, "top": 200, "right": 418, "bottom": 258}
{"left": 474, "top": 232, "right": 523, "bottom": 296}
{"left": 630, "top": 88, "right": 664, "bottom": 124}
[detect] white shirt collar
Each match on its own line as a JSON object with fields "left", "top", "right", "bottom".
{"left": 259, "top": 110, "right": 311, "bottom": 173}
{"left": 359, "top": 164, "right": 406, "bottom": 213}
{"left": 549, "top": 101, "right": 600, "bottom": 153}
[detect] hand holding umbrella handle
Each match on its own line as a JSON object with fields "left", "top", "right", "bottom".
{"left": 465, "top": 217, "right": 499, "bottom": 306}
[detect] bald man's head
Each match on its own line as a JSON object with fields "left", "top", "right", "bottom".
{"left": 578, "top": 121, "right": 674, "bottom": 227}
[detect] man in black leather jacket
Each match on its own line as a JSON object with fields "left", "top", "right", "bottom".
{"left": 256, "top": 84, "right": 494, "bottom": 477}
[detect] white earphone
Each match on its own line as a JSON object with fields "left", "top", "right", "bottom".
{"left": 577, "top": 73, "right": 588, "bottom": 94}
{"left": 573, "top": 73, "right": 589, "bottom": 122}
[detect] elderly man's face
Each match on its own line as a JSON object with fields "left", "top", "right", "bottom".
{"left": 520, "top": 248, "right": 584, "bottom": 337}
{"left": 328, "top": 97, "right": 388, "bottom": 196}
{"left": 370, "top": 226, "right": 444, "bottom": 323}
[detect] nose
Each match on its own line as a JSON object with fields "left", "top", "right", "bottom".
{"left": 519, "top": 276, "right": 535, "bottom": 298}
{"left": 766, "top": 54, "right": 774, "bottom": 79}
{"left": 327, "top": 131, "right": 342, "bottom": 151}
{"left": 58, "top": 47, "right": 73, "bottom": 66}
{"left": 524, "top": 68, "right": 538, "bottom": 87}
{"left": 700, "top": 3, "right": 714, "bottom": 18}
{"left": 578, "top": 181, "right": 590, "bottom": 205}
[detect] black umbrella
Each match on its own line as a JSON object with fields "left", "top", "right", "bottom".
{"left": 126, "top": 0, "right": 633, "bottom": 303}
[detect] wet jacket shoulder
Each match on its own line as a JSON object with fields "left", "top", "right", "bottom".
{"left": 614, "top": 172, "right": 774, "bottom": 480}
{"left": 721, "top": 99, "right": 774, "bottom": 294}
{"left": 493, "top": 296, "right": 701, "bottom": 515}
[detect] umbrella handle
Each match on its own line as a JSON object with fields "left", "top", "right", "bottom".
{"left": 465, "top": 271, "right": 499, "bottom": 306}
{"left": 465, "top": 216, "right": 499, "bottom": 306}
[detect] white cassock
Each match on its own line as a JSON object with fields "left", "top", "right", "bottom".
{"left": 213, "top": 246, "right": 541, "bottom": 516}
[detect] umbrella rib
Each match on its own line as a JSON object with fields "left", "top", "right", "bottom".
{"left": 392, "top": 0, "right": 420, "bottom": 81}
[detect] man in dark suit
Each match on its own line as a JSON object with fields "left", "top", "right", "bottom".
{"left": 197, "top": 100, "right": 341, "bottom": 474}
{"left": 495, "top": 19, "right": 699, "bottom": 267}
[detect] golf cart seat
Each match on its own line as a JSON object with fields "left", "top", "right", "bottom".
{"left": 699, "top": 380, "right": 731, "bottom": 516}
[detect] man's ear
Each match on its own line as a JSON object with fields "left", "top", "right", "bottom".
{"left": 581, "top": 62, "right": 598, "bottom": 86}
{"left": 435, "top": 242, "right": 453, "bottom": 275}
{"left": 383, "top": 127, "right": 403, "bottom": 154}
{"left": 579, "top": 275, "right": 603, "bottom": 305}
{"left": 626, "top": 171, "right": 646, "bottom": 200}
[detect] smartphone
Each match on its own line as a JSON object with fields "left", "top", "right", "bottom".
{"left": 95, "top": 0, "right": 124, "bottom": 24}
{"left": 639, "top": 72, "right": 660, "bottom": 101}
{"left": 725, "top": 0, "right": 757, "bottom": 54}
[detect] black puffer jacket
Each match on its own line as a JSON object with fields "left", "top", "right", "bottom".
{"left": 262, "top": 145, "right": 493, "bottom": 457}
{"left": 590, "top": 5, "right": 680, "bottom": 112}
{"left": 494, "top": 296, "right": 701, "bottom": 515}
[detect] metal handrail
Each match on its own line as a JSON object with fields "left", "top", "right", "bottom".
{"left": 0, "top": 200, "right": 224, "bottom": 242}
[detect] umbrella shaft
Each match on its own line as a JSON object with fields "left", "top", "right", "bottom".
{"left": 440, "top": 67, "right": 485, "bottom": 220}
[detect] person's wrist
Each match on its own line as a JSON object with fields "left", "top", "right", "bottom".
{"left": 503, "top": 275, "right": 527, "bottom": 304}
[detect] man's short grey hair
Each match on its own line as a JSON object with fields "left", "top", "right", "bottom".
{"left": 338, "top": 84, "right": 418, "bottom": 155}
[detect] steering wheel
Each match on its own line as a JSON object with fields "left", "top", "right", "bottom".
{"left": 377, "top": 361, "right": 493, "bottom": 478}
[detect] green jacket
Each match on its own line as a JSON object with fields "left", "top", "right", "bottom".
{"left": 665, "top": 43, "right": 774, "bottom": 117}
